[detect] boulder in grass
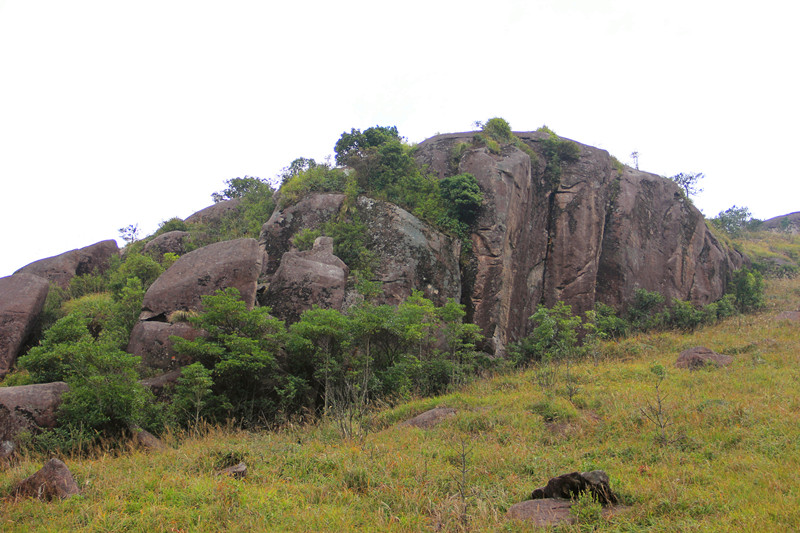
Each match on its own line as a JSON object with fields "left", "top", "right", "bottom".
{"left": 530, "top": 470, "right": 618, "bottom": 506}
{"left": 775, "top": 311, "right": 800, "bottom": 323}
{"left": 675, "top": 346, "right": 733, "bottom": 371}
{"left": 400, "top": 407, "right": 457, "bottom": 429}
{"left": 219, "top": 462, "right": 247, "bottom": 479}
{"left": 12, "top": 458, "right": 80, "bottom": 500}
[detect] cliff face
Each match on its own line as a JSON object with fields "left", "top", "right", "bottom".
{"left": 415, "top": 131, "right": 743, "bottom": 353}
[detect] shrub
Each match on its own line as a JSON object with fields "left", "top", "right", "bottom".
{"left": 510, "top": 302, "right": 583, "bottom": 365}
{"left": 628, "top": 289, "right": 666, "bottom": 331}
{"left": 292, "top": 228, "right": 321, "bottom": 251}
{"left": 439, "top": 173, "right": 483, "bottom": 224}
{"left": 482, "top": 117, "right": 513, "bottom": 142}
{"left": 730, "top": 268, "right": 765, "bottom": 312}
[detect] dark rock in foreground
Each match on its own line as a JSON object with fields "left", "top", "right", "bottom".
{"left": 0, "top": 382, "right": 69, "bottom": 441}
{"left": 0, "top": 273, "right": 51, "bottom": 377}
{"left": 531, "top": 470, "right": 618, "bottom": 506}
{"left": 675, "top": 346, "right": 733, "bottom": 370}
{"left": 12, "top": 458, "right": 80, "bottom": 500}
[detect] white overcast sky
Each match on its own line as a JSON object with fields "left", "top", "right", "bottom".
{"left": 1, "top": 0, "right": 798, "bottom": 277}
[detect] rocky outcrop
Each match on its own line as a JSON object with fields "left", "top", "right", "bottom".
{"left": 675, "top": 346, "right": 733, "bottom": 370}
{"left": 15, "top": 240, "right": 119, "bottom": 288}
{"left": 0, "top": 274, "right": 51, "bottom": 377}
{"left": 139, "top": 369, "right": 183, "bottom": 399}
{"left": 127, "top": 321, "right": 201, "bottom": 370}
{"left": 261, "top": 237, "right": 349, "bottom": 323}
{"left": 358, "top": 197, "right": 461, "bottom": 306}
{"left": 0, "top": 382, "right": 69, "bottom": 441}
{"left": 259, "top": 193, "right": 346, "bottom": 276}
{"left": 184, "top": 198, "right": 242, "bottom": 225}
{"left": 415, "top": 131, "right": 743, "bottom": 354}
{"left": 259, "top": 194, "right": 461, "bottom": 308}
{"left": 762, "top": 211, "right": 800, "bottom": 234}
{"left": 12, "top": 458, "right": 80, "bottom": 500}
{"left": 143, "top": 230, "right": 191, "bottom": 258}
{"left": 140, "top": 238, "right": 264, "bottom": 321}
{"left": 596, "top": 167, "right": 744, "bottom": 311}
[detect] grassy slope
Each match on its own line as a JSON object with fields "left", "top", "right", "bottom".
{"left": 2, "top": 287, "right": 799, "bottom": 532}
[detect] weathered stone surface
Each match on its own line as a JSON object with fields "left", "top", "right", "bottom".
{"left": 129, "top": 425, "right": 167, "bottom": 451}
{"left": 15, "top": 240, "right": 119, "bottom": 288}
{"left": 262, "top": 237, "right": 349, "bottom": 324}
{"left": 531, "top": 470, "right": 618, "bottom": 505}
{"left": 1, "top": 440, "right": 15, "bottom": 462}
{"left": 259, "top": 193, "right": 346, "bottom": 276}
{"left": 0, "top": 382, "right": 69, "bottom": 441}
{"left": 675, "top": 346, "right": 733, "bottom": 370}
{"left": 597, "top": 167, "right": 744, "bottom": 311}
{"left": 219, "top": 462, "right": 247, "bottom": 479}
{"left": 184, "top": 198, "right": 242, "bottom": 225}
{"left": 401, "top": 407, "right": 457, "bottom": 429}
{"left": 140, "top": 238, "right": 263, "bottom": 320}
{"left": 127, "top": 321, "right": 201, "bottom": 370}
{"left": 415, "top": 132, "right": 743, "bottom": 354}
{"left": 0, "top": 273, "right": 51, "bottom": 377}
{"left": 507, "top": 498, "right": 575, "bottom": 526}
{"left": 357, "top": 197, "right": 461, "bottom": 306}
{"left": 143, "top": 230, "right": 191, "bottom": 257}
{"left": 12, "top": 458, "right": 80, "bottom": 500}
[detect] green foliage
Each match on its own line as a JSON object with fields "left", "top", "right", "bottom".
{"left": 669, "top": 171, "right": 704, "bottom": 198}
{"left": 334, "top": 125, "right": 401, "bottom": 166}
{"left": 323, "top": 216, "right": 377, "bottom": 273}
{"left": 588, "top": 302, "right": 629, "bottom": 339}
{"left": 155, "top": 217, "right": 188, "bottom": 235}
{"left": 279, "top": 157, "right": 318, "bottom": 185}
{"left": 628, "top": 288, "right": 666, "bottom": 331}
{"left": 291, "top": 228, "right": 321, "bottom": 251}
{"left": 18, "top": 311, "right": 154, "bottom": 437}
{"left": 108, "top": 252, "right": 164, "bottom": 299}
{"left": 170, "top": 363, "right": 214, "bottom": 427}
{"left": 730, "top": 268, "right": 765, "bottom": 312}
{"left": 171, "top": 288, "right": 287, "bottom": 425}
{"left": 278, "top": 164, "right": 347, "bottom": 207}
{"left": 539, "top": 126, "right": 581, "bottom": 189}
{"left": 439, "top": 173, "right": 483, "bottom": 224}
{"left": 481, "top": 117, "right": 512, "bottom": 142}
{"left": 211, "top": 176, "right": 271, "bottom": 203}
{"left": 510, "top": 301, "right": 584, "bottom": 365}
{"left": 711, "top": 205, "right": 759, "bottom": 237}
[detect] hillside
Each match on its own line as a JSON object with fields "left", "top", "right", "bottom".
{"left": 1, "top": 273, "right": 799, "bottom": 531}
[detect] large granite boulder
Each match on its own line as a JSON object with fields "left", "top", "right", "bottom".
{"left": 127, "top": 321, "right": 201, "bottom": 370}
{"left": 596, "top": 166, "right": 744, "bottom": 311}
{"left": 262, "top": 237, "right": 349, "bottom": 323}
{"left": 184, "top": 198, "right": 242, "bottom": 225}
{"left": 415, "top": 131, "right": 743, "bottom": 354}
{"left": 15, "top": 240, "right": 119, "bottom": 288}
{"left": 140, "top": 238, "right": 264, "bottom": 321}
{"left": 675, "top": 346, "right": 733, "bottom": 370}
{"left": 357, "top": 197, "right": 461, "bottom": 306}
{"left": 530, "top": 470, "right": 618, "bottom": 505}
{"left": 259, "top": 193, "right": 346, "bottom": 277}
{"left": 0, "top": 274, "right": 51, "bottom": 377}
{"left": 143, "top": 230, "right": 191, "bottom": 258}
{"left": 12, "top": 458, "right": 80, "bottom": 500}
{"left": 0, "top": 382, "right": 69, "bottom": 441}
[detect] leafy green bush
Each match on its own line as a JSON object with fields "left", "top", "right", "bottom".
{"left": 291, "top": 228, "right": 322, "bottom": 251}
{"left": 510, "top": 301, "right": 584, "bottom": 365}
{"left": 627, "top": 289, "right": 666, "bottom": 331}
{"left": 730, "top": 268, "right": 765, "bottom": 312}
{"left": 439, "top": 173, "right": 483, "bottom": 225}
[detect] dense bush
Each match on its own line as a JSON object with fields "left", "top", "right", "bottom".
{"left": 730, "top": 268, "right": 765, "bottom": 312}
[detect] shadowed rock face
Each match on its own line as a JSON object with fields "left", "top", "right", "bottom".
{"left": 415, "top": 131, "right": 742, "bottom": 354}
{"left": 184, "top": 198, "right": 242, "bottom": 225}
{"left": 126, "top": 321, "right": 202, "bottom": 370}
{"left": 15, "top": 240, "right": 119, "bottom": 288}
{"left": 262, "top": 236, "right": 349, "bottom": 324}
{"left": 140, "top": 238, "right": 264, "bottom": 321}
{"left": 0, "top": 274, "right": 51, "bottom": 377}
{"left": 143, "top": 231, "right": 191, "bottom": 258}
{"left": 0, "top": 382, "right": 69, "bottom": 441}
{"left": 12, "top": 458, "right": 80, "bottom": 500}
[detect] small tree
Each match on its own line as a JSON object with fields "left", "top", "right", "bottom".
{"left": 118, "top": 224, "right": 140, "bottom": 244}
{"left": 669, "top": 172, "right": 704, "bottom": 198}
{"left": 712, "top": 205, "right": 756, "bottom": 237}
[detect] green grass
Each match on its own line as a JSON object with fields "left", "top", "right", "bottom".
{"left": 3, "top": 277, "right": 800, "bottom": 531}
